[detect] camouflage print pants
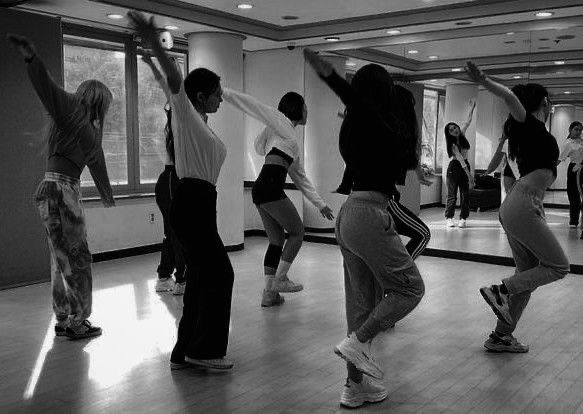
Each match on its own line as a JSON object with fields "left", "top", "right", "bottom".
{"left": 35, "top": 172, "right": 93, "bottom": 325}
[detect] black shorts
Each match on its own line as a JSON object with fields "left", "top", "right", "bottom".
{"left": 252, "top": 164, "right": 288, "bottom": 205}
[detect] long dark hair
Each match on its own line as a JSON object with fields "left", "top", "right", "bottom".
{"left": 505, "top": 83, "right": 549, "bottom": 161}
{"left": 568, "top": 121, "right": 582, "bottom": 139}
{"left": 278, "top": 92, "right": 305, "bottom": 122}
{"left": 444, "top": 122, "right": 470, "bottom": 158}
{"left": 164, "top": 104, "right": 174, "bottom": 164}
{"left": 393, "top": 85, "right": 420, "bottom": 170}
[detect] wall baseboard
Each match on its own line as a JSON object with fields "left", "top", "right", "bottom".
{"left": 543, "top": 203, "right": 570, "bottom": 210}
{"left": 305, "top": 227, "right": 335, "bottom": 234}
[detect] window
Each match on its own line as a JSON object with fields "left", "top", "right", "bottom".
{"left": 63, "top": 31, "right": 187, "bottom": 194}
{"left": 421, "top": 89, "right": 445, "bottom": 173}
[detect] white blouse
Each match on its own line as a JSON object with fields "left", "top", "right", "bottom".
{"left": 222, "top": 88, "right": 327, "bottom": 210}
{"left": 559, "top": 138, "right": 583, "bottom": 170}
{"left": 170, "top": 82, "right": 227, "bottom": 184}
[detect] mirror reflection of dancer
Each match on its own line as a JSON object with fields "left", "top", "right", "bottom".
{"left": 557, "top": 121, "right": 583, "bottom": 228}
{"left": 7, "top": 34, "right": 115, "bottom": 339}
{"left": 444, "top": 100, "right": 476, "bottom": 228}
{"left": 142, "top": 55, "right": 188, "bottom": 296}
{"left": 222, "top": 88, "right": 334, "bottom": 307}
{"left": 128, "top": 11, "right": 234, "bottom": 371}
{"left": 484, "top": 127, "right": 519, "bottom": 202}
{"left": 305, "top": 49, "right": 425, "bottom": 408}
{"left": 466, "top": 61, "right": 570, "bottom": 354}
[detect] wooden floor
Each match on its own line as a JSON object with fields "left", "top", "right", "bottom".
{"left": 1, "top": 238, "right": 583, "bottom": 413}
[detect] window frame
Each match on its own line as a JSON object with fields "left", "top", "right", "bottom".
{"left": 62, "top": 23, "right": 188, "bottom": 197}
{"left": 421, "top": 86, "right": 446, "bottom": 174}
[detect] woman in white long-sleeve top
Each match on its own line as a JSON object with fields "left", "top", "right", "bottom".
{"left": 222, "top": 89, "right": 334, "bottom": 306}
{"left": 557, "top": 121, "right": 583, "bottom": 227}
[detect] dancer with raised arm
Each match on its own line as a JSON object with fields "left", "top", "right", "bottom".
{"left": 128, "top": 11, "right": 234, "bottom": 371}
{"left": 557, "top": 121, "right": 583, "bottom": 228}
{"left": 466, "top": 61, "right": 570, "bottom": 353}
{"left": 7, "top": 33, "right": 115, "bottom": 339}
{"left": 444, "top": 100, "right": 476, "bottom": 228}
{"left": 305, "top": 49, "right": 425, "bottom": 408}
{"left": 221, "top": 88, "right": 334, "bottom": 306}
{"left": 484, "top": 126, "right": 519, "bottom": 200}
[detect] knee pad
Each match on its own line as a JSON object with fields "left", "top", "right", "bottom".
{"left": 264, "top": 244, "right": 283, "bottom": 269}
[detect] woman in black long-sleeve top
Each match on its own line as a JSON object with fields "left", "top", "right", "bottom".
{"left": 305, "top": 49, "right": 425, "bottom": 408}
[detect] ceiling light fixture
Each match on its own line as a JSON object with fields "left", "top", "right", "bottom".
{"left": 513, "top": 75, "right": 522, "bottom": 79}
{"left": 554, "top": 60, "right": 566, "bottom": 65}
{"left": 428, "top": 79, "right": 437, "bottom": 82}
{"left": 408, "top": 50, "right": 419, "bottom": 54}
{"left": 535, "top": 11, "right": 554, "bottom": 17}
{"left": 386, "top": 29, "right": 401, "bottom": 35}
{"left": 345, "top": 61, "right": 356, "bottom": 67}
{"left": 564, "top": 91, "right": 572, "bottom": 94}
{"left": 325, "top": 36, "right": 340, "bottom": 42}
{"left": 428, "top": 55, "right": 439, "bottom": 59}
{"left": 451, "top": 68, "right": 462, "bottom": 72}
{"left": 106, "top": 13, "right": 124, "bottom": 20}
{"left": 506, "top": 32, "right": 515, "bottom": 35}
{"left": 237, "top": 3, "right": 253, "bottom": 9}
{"left": 164, "top": 25, "right": 179, "bottom": 31}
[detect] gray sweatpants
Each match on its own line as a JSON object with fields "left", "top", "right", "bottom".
{"left": 497, "top": 180, "right": 570, "bottom": 335}
{"left": 335, "top": 191, "right": 425, "bottom": 335}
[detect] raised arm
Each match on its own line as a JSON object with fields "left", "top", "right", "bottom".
{"left": 465, "top": 61, "right": 526, "bottom": 122}
{"left": 128, "top": 11, "right": 181, "bottom": 94}
{"left": 7, "top": 34, "right": 76, "bottom": 124}
{"left": 222, "top": 88, "right": 297, "bottom": 142}
{"left": 288, "top": 161, "right": 334, "bottom": 220}
{"left": 142, "top": 54, "right": 172, "bottom": 99}
{"left": 460, "top": 99, "right": 476, "bottom": 135}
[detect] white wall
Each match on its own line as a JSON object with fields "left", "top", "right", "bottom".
{"left": 552, "top": 105, "right": 577, "bottom": 190}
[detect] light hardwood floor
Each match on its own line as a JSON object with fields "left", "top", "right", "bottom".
{"left": 1, "top": 238, "right": 582, "bottom": 413}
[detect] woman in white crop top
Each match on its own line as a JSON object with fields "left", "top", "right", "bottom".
{"left": 222, "top": 89, "right": 333, "bottom": 306}
{"left": 558, "top": 121, "right": 583, "bottom": 227}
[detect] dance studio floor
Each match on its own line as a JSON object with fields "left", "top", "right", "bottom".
{"left": 1, "top": 238, "right": 583, "bottom": 413}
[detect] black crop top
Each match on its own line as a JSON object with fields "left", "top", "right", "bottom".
{"left": 267, "top": 147, "right": 294, "bottom": 165}
{"left": 509, "top": 113, "right": 559, "bottom": 177}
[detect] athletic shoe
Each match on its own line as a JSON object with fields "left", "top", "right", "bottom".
{"left": 458, "top": 219, "right": 467, "bottom": 228}
{"left": 54, "top": 321, "right": 69, "bottom": 337}
{"left": 65, "top": 320, "right": 102, "bottom": 339}
{"left": 270, "top": 276, "right": 303, "bottom": 293}
{"left": 261, "top": 290, "right": 285, "bottom": 307}
{"left": 334, "top": 333, "right": 384, "bottom": 380}
{"left": 479, "top": 285, "right": 512, "bottom": 325}
{"left": 155, "top": 277, "right": 174, "bottom": 292}
{"left": 484, "top": 331, "right": 529, "bottom": 353}
{"left": 446, "top": 218, "right": 455, "bottom": 228}
{"left": 172, "top": 282, "right": 186, "bottom": 295}
{"left": 340, "top": 376, "right": 388, "bottom": 408}
{"left": 185, "top": 356, "right": 234, "bottom": 370}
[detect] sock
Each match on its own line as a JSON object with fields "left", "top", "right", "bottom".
{"left": 356, "top": 319, "right": 382, "bottom": 343}
{"left": 500, "top": 282, "right": 509, "bottom": 294}
{"left": 265, "top": 274, "right": 274, "bottom": 290}
{"left": 347, "top": 363, "right": 363, "bottom": 384}
{"left": 274, "top": 260, "right": 292, "bottom": 280}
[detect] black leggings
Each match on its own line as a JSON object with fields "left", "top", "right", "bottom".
{"left": 445, "top": 159, "right": 470, "bottom": 219}
{"left": 154, "top": 165, "right": 186, "bottom": 283}
{"left": 170, "top": 178, "right": 234, "bottom": 361}
{"left": 566, "top": 163, "right": 583, "bottom": 225}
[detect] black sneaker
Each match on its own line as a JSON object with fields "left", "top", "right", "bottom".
{"left": 54, "top": 324, "right": 68, "bottom": 337}
{"left": 65, "top": 320, "right": 102, "bottom": 339}
{"left": 484, "top": 331, "right": 529, "bottom": 353}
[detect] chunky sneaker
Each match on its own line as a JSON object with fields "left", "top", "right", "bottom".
{"left": 446, "top": 218, "right": 455, "bottom": 228}
{"left": 340, "top": 376, "right": 388, "bottom": 408}
{"left": 270, "top": 276, "right": 303, "bottom": 293}
{"left": 172, "top": 282, "right": 186, "bottom": 296}
{"left": 54, "top": 320, "right": 69, "bottom": 337}
{"left": 65, "top": 320, "right": 102, "bottom": 339}
{"left": 458, "top": 219, "right": 467, "bottom": 228}
{"left": 480, "top": 285, "right": 512, "bottom": 325}
{"left": 334, "top": 333, "right": 384, "bottom": 380}
{"left": 261, "top": 289, "right": 285, "bottom": 307}
{"left": 155, "top": 277, "right": 174, "bottom": 292}
{"left": 185, "top": 356, "right": 234, "bottom": 370}
{"left": 484, "top": 331, "right": 529, "bottom": 353}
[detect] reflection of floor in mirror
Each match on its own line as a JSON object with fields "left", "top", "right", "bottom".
{"left": 544, "top": 190, "right": 569, "bottom": 205}
{"left": 2, "top": 239, "right": 583, "bottom": 413}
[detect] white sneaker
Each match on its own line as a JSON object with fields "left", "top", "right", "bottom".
{"left": 479, "top": 285, "right": 512, "bottom": 325}
{"left": 446, "top": 218, "right": 455, "bottom": 228}
{"left": 172, "top": 282, "right": 186, "bottom": 295}
{"left": 270, "top": 276, "right": 303, "bottom": 293}
{"left": 458, "top": 219, "right": 467, "bottom": 228}
{"left": 185, "top": 356, "right": 234, "bottom": 370}
{"left": 340, "top": 376, "right": 388, "bottom": 408}
{"left": 155, "top": 277, "right": 174, "bottom": 292}
{"left": 334, "top": 333, "right": 384, "bottom": 379}
{"left": 570, "top": 224, "right": 578, "bottom": 229}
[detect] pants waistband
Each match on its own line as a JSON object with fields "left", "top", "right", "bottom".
{"left": 348, "top": 191, "right": 390, "bottom": 207}
{"left": 180, "top": 177, "right": 216, "bottom": 192}
{"left": 43, "top": 172, "right": 80, "bottom": 187}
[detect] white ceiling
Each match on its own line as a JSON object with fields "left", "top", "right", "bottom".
{"left": 10, "top": 0, "right": 583, "bottom": 103}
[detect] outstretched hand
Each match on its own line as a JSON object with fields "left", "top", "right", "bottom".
{"left": 127, "top": 11, "right": 159, "bottom": 44}
{"left": 6, "top": 33, "right": 36, "bottom": 60}
{"left": 419, "top": 177, "right": 433, "bottom": 187}
{"left": 320, "top": 206, "right": 335, "bottom": 220}
{"left": 304, "top": 48, "right": 334, "bottom": 77}
{"left": 465, "top": 61, "right": 487, "bottom": 84}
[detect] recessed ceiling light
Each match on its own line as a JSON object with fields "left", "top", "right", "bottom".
{"left": 513, "top": 75, "right": 522, "bottom": 79}
{"left": 564, "top": 91, "right": 572, "bottom": 94}
{"left": 325, "top": 36, "right": 340, "bottom": 42}
{"left": 428, "top": 79, "right": 437, "bottom": 82}
{"left": 237, "top": 3, "right": 253, "bottom": 9}
{"left": 106, "top": 13, "right": 124, "bottom": 20}
{"left": 455, "top": 21, "right": 472, "bottom": 26}
{"left": 281, "top": 15, "right": 299, "bottom": 20}
{"left": 408, "top": 50, "right": 419, "bottom": 54}
{"left": 428, "top": 55, "right": 439, "bottom": 59}
{"left": 386, "top": 29, "right": 401, "bottom": 35}
{"left": 451, "top": 68, "right": 462, "bottom": 72}
{"left": 535, "top": 11, "right": 554, "bottom": 17}
{"left": 556, "top": 71, "right": 565, "bottom": 74}
{"left": 504, "top": 40, "right": 516, "bottom": 44}
{"left": 506, "top": 32, "right": 515, "bottom": 35}
{"left": 554, "top": 60, "right": 566, "bottom": 65}
{"left": 345, "top": 61, "right": 356, "bottom": 67}
{"left": 164, "top": 25, "right": 179, "bottom": 31}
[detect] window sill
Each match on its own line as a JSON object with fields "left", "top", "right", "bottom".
{"left": 82, "top": 192, "right": 155, "bottom": 203}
